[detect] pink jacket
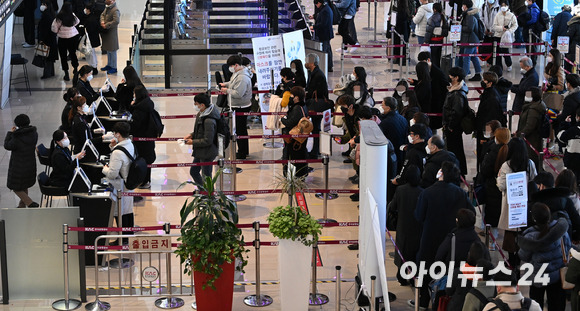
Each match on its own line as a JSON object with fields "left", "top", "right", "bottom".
{"left": 51, "top": 15, "right": 80, "bottom": 39}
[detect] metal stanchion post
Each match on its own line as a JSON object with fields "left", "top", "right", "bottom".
{"left": 414, "top": 284, "right": 419, "bottom": 311}
{"left": 244, "top": 221, "right": 273, "bottom": 307}
{"left": 218, "top": 158, "right": 225, "bottom": 191}
{"left": 492, "top": 41, "right": 497, "bottom": 66}
{"left": 108, "top": 185, "right": 133, "bottom": 269}
{"left": 155, "top": 224, "right": 184, "bottom": 309}
{"left": 52, "top": 224, "right": 82, "bottom": 311}
{"left": 309, "top": 241, "right": 329, "bottom": 305}
{"left": 373, "top": 0, "right": 378, "bottom": 41}
{"left": 508, "top": 110, "right": 513, "bottom": 132}
{"left": 316, "top": 155, "right": 337, "bottom": 223}
{"left": 335, "top": 266, "right": 342, "bottom": 311}
{"left": 231, "top": 129, "right": 246, "bottom": 202}
{"left": 340, "top": 43, "right": 345, "bottom": 77}
{"left": 363, "top": 0, "right": 373, "bottom": 30}
{"left": 390, "top": 28, "right": 394, "bottom": 74}
{"left": 370, "top": 275, "right": 376, "bottom": 311}
{"left": 539, "top": 151, "right": 545, "bottom": 172}
{"left": 485, "top": 224, "right": 492, "bottom": 250}
{"left": 85, "top": 237, "right": 111, "bottom": 311}
{"left": 406, "top": 41, "right": 410, "bottom": 78}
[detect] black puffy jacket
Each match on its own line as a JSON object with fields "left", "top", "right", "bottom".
{"left": 4, "top": 126, "right": 38, "bottom": 190}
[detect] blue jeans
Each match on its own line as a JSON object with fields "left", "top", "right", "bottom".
{"left": 417, "top": 36, "right": 425, "bottom": 45}
{"left": 455, "top": 47, "right": 481, "bottom": 76}
{"left": 107, "top": 50, "right": 117, "bottom": 69}
{"left": 189, "top": 157, "right": 214, "bottom": 185}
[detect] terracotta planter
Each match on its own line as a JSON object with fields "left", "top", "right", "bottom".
{"left": 193, "top": 258, "right": 236, "bottom": 311}
{"left": 278, "top": 238, "right": 312, "bottom": 311}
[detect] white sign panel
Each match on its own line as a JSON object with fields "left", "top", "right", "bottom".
{"left": 283, "top": 30, "right": 306, "bottom": 72}
{"left": 322, "top": 109, "right": 332, "bottom": 133}
{"left": 558, "top": 36, "right": 570, "bottom": 54}
{"left": 449, "top": 25, "right": 462, "bottom": 42}
{"left": 252, "top": 35, "right": 285, "bottom": 91}
{"left": 576, "top": 45, "right": 580, "bottom": 65}
{"left": 506, "top": 171, "right": 528, "bottom": 229}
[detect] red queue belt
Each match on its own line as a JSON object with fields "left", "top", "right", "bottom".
{"left": 121, "top": 189, "right": 359, "bottom": 197}
{"left": 148, "top": 158, "right": 323, "bottom": 168}
{"left": 133, "top": 134, "right": 320, "bottom": 141}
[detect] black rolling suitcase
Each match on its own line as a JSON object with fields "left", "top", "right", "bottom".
{"left": 441, "top": 54, "right": 452, "bottom": 77}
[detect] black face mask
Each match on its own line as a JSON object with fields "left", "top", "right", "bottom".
{"left": 480, "top": 81, "right": 487, "bottom": 89}
{"left": 288, "top": 96, "right": 295, "bottom": 103}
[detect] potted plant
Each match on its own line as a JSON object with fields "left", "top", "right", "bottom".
{"left": 175, "top": 170, "right": 247, "bottom": 311}
{"left": 268, "top": 167, "right": 322, "bottom": 310}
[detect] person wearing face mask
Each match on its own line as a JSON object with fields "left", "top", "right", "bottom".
{"left": 478, "top": 120, "right": 502, "bottom": 163}
{"left": 521, "top": 0, "right": 541, "bottom": 67}
{"left": 99, "top": 0, "right": 120, "bottom": 74}
{"left": 344, "top": 67, "right": 374, "bottom": 107}
{"left": 412, "top": 112, "right": 433, "bottom": 140}
{"left": 392, "top": 80, "right": 409, "bottom": 111}
{"left": 115, "top": 65, "right": 145, "bottom": 112}
{"left": 417, "top": 51, "right": 448, "bottom": 130}
{"left": 290, "top": 59, "right": 306, "bottom": 88}
{"left": 80, "top": 2, "right": 102, "bottom": 75}
{"left": 551, "top": 5, "right": 572, "bottom": 50}
{"left": 413, "top": 161, "right": 474, "bottom": 310}
{"left": 457, "top": 0, "right": 483, "bottom": 82}
{"left": 335, "top": 95, "right": 359, "bottom": 163}
{"left": 311, "top": 0, "right": 334, "bottom": 72}
{"left": 48, "top": 130, "right": 85, "bottom": 187}
{"left": 477, "top": 127, "right": 510, "bottom": 232}
{"left": 37, "top": 1, "right": 58, "bottom": 79}
{"left": 489, "top": 65, "right": 512, "bottom": 112}
{"left": 491, "top": 0, "right": 518, "bottom": 71}
{"left": 476, "top": 72, "right": 505, "bottom": 169}
{"left": 4, "top": 114, "right": 39, "bottom": 208}
{"left": 128, "top": 86, "right": 157, "bottom": 189}
{"left": 274, "top": 68, "right": 296, "bottom": 97}
{"left": 69, "top": 96, "right": 107, "bottom": 154}
{"left": 220, "top": 55, "right": 253, "bottom": 159}
{"left": 391, "top": 124, "right": 428, "bottom": 186}
{"left": 421, "top": 135, "right": 460, "bottom": 188}
{"left": 480, "top": 0, "right": 500, "bottom": 66}
{"left": 556, "top": 107, "right": 580, "bottom": 182}
{"left": 60, "top": 87, "right": 80, "bottom": 134}
{"left": 543, "top": 49, "right": 565, "bottom": 93}
{"left": 51, "top": 2, "right": 80, "bottom": 81}
{"left": 408, "top": 62, "right": 431, "bottom": 115}
{"left": 516, "top": 86, "right": 546, "bottom": 168}
{"left": 280, "top": 86, "right": 310, "bottom": 177}
{"left": 566, "top": 7, "right": 580, "bottom": 73}
{"left": 378, "top": 97, "right": 409, "bottom": 170}
{"left": 556, "top": 74, "right": 580, "bottom": 132}
{"left": 399, "top": 90, "right": 421, "bottom": 122}
{"left": 443, "top": 66, "right": 469, "bottom": 175}
{"left": 75, "top": 65, "right": 108, "bottom": 104}
{"left": 510, "top": 57, "right": 539, "bottom": 113}
{"left": 183, "top": 93, "right": 220, "bottom": 185}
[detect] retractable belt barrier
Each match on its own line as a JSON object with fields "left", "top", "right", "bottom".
{"left": 147, "top": 158, "right": 323, "bottom": 168}
{"left": 522, "top": 136, "right": 560, "bottom": 175}
{"left": 120, "top": 189, "right": 359, "bottom": 197}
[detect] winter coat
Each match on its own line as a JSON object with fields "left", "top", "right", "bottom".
{"left": 497, "top": 159, "right": 537, "bottom": 230}
{"left": 313, "top": 3, "right": 334, "bottom": 41}
{"left": 49, "top": 145, "right": 75, "bottom": 187}
{"left": 412, "top": 3, "right": 433, "bottom": 37}
{"left": 335, "top": 0, "right": 356, "bottom": 17}
{"left": 425, "top": 12, "right": 446, "bottom": 43}
{"left": 394, "top": 141, "right": 427, "bottom": 184}
{"left": 462, "top": 281, "right": 497, "bottom": 311}
{"left": 100, "top": 2, "right": 120, "bottom": 51}
{"left": 190, "top": 104, "right": 220, "bottom": 160}
{"left": 400, "top": 105, "right": 420, "bottom": 122}
{"left": 478, "top": 142, "right": 505, "bottom": 227}
{"left": 460, "top": 8, "right": 481, "bottom": 44}
{"left": 435, "top": 226, "right": 480, "bottom": 265}
{"left": 495, "top": 78, "right": 512, "bottom": 112}
{"left": 552, "top": 10, "right": 572, "bottom": 43}
{"left": 421, "top": 149, "right": 460, "bottom": 188}
{"left": 51, "top": 14, "right": 80, "bottom": 38}
{"left": 76, "top": 78, "right": 100, "bottom": 103}
{"left": 224, "top": 67, "right": 252, "bottom": 109}
{"left": 4, "top": 126, "right": 38, "bottom": 191}
{"left": 480, "top": 2, "right": 500, "bottom": 35}
{"left": 102, "top": 138, "right": 134, "bottom": 216}
{"left": 557, "top": 122, "right": 580, "bottom": 170}
{"left": 129, "top": 97, "right": 157, "bottom": 164}
{"left": 415, "top": 181, "right": 475, "bottom": 264}
{"left": 115, "top": 81, "right": 144, "bottom": 111}
{"left": 306, "top": 66, "right": 329, "bottom": 100}
{"left": 389, "top": 183, "right": 423, "bottom": 267}
{"left": 516, "top": 99, "right": 546, "bottom": 154}
{"left": 476, "top": 87, "right": 505, "bottom": 132}
{"left": 565, "top": 248, "right": 580, "bottom": 311}
{"left": 414, "top": 80, "right": 432, "bottom": 113}
{"left": 522, "top": 3, "right": 540, "bottom": 36}
{"left": 518, "top": 218, "right": 571, "bottom": 286}
{"left": 38, "top": 10, "right": 59, "bottom": 62}
{"left": 443, "top": 81, "right": 468, "bottom": 132}
{"left": 274, "top": 80, "right": 295, "bottom": 97}
{"left": 378, "top": 110, "right": 408, "bottom": 163}
{"left": 482, "top": 292, "right": 542, "bottom": 311}
{"left": 568, "top": 16, "right": 580, "bottom": 58}
{"left": 60, "top": 103, "right": 72, "bottom": 134}
{"left": 81, "top": 11, "right": 101, "bottom": 48}
{"left": 429, "top": 64, "right": 448, "bottom": 129}
{"left": 511, "top": 67, "right": 539, "bottom": 112}
{"left": 491, "top": 10, "right": 517, "bottom": 38}
{"left": 557, "top": 87, "right": 580, "bottom": 126}
{"left": 71, "top": 113, "right": 103, "bottom": 154}
{"left": 544, "top": 64, "right": 565, "bottom": 92}
{"left": 531, "top": 187, "right": 580, "bottom": 241}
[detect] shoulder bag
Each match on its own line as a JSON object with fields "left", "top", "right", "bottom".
{"left": 561, "top": 238, "right": 575, "bottom": 289}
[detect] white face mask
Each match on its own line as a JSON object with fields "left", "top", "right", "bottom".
{"left": 40, "top": 5, "right": 47, "bottom": 11}
{"left": 484, "top": 131, "right": 491, "bottom": 138}
{"left": 520, "top": 69, "right": 527, "bottom": 75}
{"left": 524, "top": 96, "right": 533, "bottom": 102}
{"left": 86, "top": 75, "right": 93, "bottom": 82}
{"left": 436, "top": 169, "right": 443, "bottom": 180}
{"left": 524, "top": 1, "right": 529, "bottom": 6}
{"left": 495, "top": 138, "right": 500, "bottom": 145}
{"left": 546, "top": 56, "right": 553, "bottom": 63}
{"left": 500, "top": 6, "right": 508, "bottom": 11}
{"left": 229, "top": 66, "right": 235, "bottom": 73}
{"left": 377, "top": 106, "right": 385, "bottom": 114}
{"left": 402, "top": 101, "right": 409, "bottom": 107}
{"left": 488, "top": 0, "right": 495, "bottom": 4}
{"left": 82, "top": 104, "right": 90, "bottom": 114}
{"left": 397, "top": 91, "right": 405, "bottom": 96}
{"left": 354, "top": 91, "right": 361, "bottom": 98}
{"left": 291, "top": 68, "right": 297, "bottom": 73}
{"left": 350, "top": 73, "right": 356, "bottom": 80}
{"left": 425, "top": 145, "right": 431, "bottom": 154}
{"left": 61, "top": 138, "right": 70, "bottom": 148}
{"left": 410, "top": 119, "right": 416, "bottom": 127}
{"left": 84, "top": 9, "right": 90, "bottom": 15}
{"left": 408, "top": 135, "right": 414, "bottom": 144}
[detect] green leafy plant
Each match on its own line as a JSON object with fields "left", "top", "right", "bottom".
{"left": 267, "top": 205, "right": 322, "bottom": 247}
{"left": 175, "top": 170, "right": 248, "bottom": 290}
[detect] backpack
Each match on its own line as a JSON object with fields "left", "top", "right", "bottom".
{"left": 537, "top": 10, "right": 550, "bottom": 32}
{"left": 149, "top": 109, "right": 164, "bottom": 138}
{"left": 469, "top": 288, "right": 491, "bottom": 311}
{"left": 540, "top": 111, "right": 551, "bottom": 138}
{"left": 328, "top": 1, "right": 341, "bottom": 25}
{"left": 460, "top": 96, "right": 476, "bottom": 134}
{"left": 113, "top": 146, "right": 147, "bottom": 190}
{"left": 204, "top": 111, "right": 231, "bottom": 150}
{"left": 440, "top": 15, "right": 450, "bottom": 37}
{"left": 475, "top": 16, "right": 485, "bottom": 40}
{"left": 488, "top": 297, "right": 533, "bottom": 311}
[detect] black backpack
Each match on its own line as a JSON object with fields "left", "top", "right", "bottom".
{"left": 540, "top": 111, "right": 551, "bottom": 139}
{"left": 440, "top": 15, "right": 450, "bottom": 37}
{"left": 204, "top": 111, "right": 231, "bottom": 150}
{"left": 537, "top": 10, "right": 550, "bottom": 32}
{"left": 488, "top": 297, "right": 533, "bottom": 311}
{"left": 113, "top": 146, "right": 147, "bottom": 190}
{"left": 328, "top": 1, "right": 341, "bottom": 25}
{"left": 149, "top": 109, "right": 164, "bottom": 138}
{"left": 475, "top": 16, "right": 485, "bottom": 41}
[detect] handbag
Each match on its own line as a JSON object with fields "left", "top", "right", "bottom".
{"left": 500, "top": 22, "right": 514, "bottom": 48}
{"left": 332, "top": 103, "right": 344, "bottom": 126}
{"left": 284, "top": 106, "right": 313, "bottom": 145}
{"left": 306, "top": 91, "right": 335, "bottom": 114}
{"left": 32, "top": 55, "right": 45, "bottom": 68}
{"left": 77, "top": 34, "right": 93, "bottom": 56}
{"left": 35, "top": 42, "right": 50, "bottom": 57}
{"left": 561, "top": 238, "right": 575, "bottom": 289}
{"left": 543, "top": 92, "right": 564, "bottom": 112}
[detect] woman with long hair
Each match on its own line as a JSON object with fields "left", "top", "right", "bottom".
{"left": 48, "top": 130, "right": 84, "bottom": 187}
{"left": 116, "top": 65, "right": 144, "bottom": 112}
{"left": 411, "top": 61, "right": 432, "bottom": 113}
{"left": 400, "top": 90, "right": 421, "bottom": 121}
{"left": 497, "top": 137, "right": 537, "bottom": 267}
{"left": 69, "top": 96, "right": 105, "bottom": 153}
{"left": 345, "top": 66, "right": 374, "bottom": 107}
{"left": 38, "top": 1, "right": 58, "bottom": 79}
{"left": 556, "top": 169, "right": 580, "bottom": 214}
{"left": 128, "top": 85, "right": 157, "bottom": 188}
{"left": 290, "top": 59, "right": 306, "bottom": 88}
{"left": 51, "top": 2, "right": 80, "bottom": 81}
{"left": 60, "top": 87, "right": 78, "bottom": 133}
{"left": 544, "top": 48, "right": 565, "bottom": 92}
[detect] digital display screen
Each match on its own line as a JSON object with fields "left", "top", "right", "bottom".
{"left": 0, "top": 0, "right": 23, "bottom": 29}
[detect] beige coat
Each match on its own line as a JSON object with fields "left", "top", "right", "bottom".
{"left": 496, "top": 159, "right": 537, "bottom": 231}
{"left": 100, "top": 2, "right": 120, "bottom": 51}
{"left": 102, "top": 139, "right": 134, "bottom": 216}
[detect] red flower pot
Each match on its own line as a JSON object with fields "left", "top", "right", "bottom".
{"left": 193, "top": 258, "right": 236, "bottom": 311}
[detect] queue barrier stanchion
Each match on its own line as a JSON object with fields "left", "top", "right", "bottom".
{"left": 85, "top": 232, "right": 111, "bottom": 311}
{"left": 52, "top": 224, "right": 82, "bottom": 311}
{"left": 508, "top": 110, "right": 513, "bottom": 132}
{"left": 107, "top": 184, "right": 134, "bottom": 269}
{"left": 492, "top": 41, "right": 497, "bottom": 66}
{"left": 485, "top": 224, "right": 492, "bottom": 250}
{"left": 243, "top": 221, "right": 273, "bottom": 307}
{"left": 370, "top": 275, "right": 376, "bottom": 311}
{"left": 309, "top": 241, "right": 329, "bottom": 306}
{"left": 340, "top": 43, "right": 345, "bottom": 77}
{"left": 363, "top": 0, "right": 374, "bottom": 31}
{"left": 155, "top": 224, "right": 184, "bottom": 309}
{"left": 316, "top": 155, "right": 338, "bottom": 223}
{"left": 335, "top": 266, "right": 342, "bottom": 311}
{"left": 218, "top": 158, "right": 225, "bottom": 191}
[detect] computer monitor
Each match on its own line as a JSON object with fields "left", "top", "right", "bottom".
{"left": 93, "top": 93, "right": 113, "bottom": 117}
{"left": 80, "top": 138, "right": 100, "bottom": 163}
{"left": 68, "top": 165, "right": 92, "bottom": 193}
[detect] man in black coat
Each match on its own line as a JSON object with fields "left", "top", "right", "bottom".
{"left": 489, "top": 65, "right": 512, "bottom": 112}
{"left": 312, "top": 0, "right": 334, "bottom": 72}
{"left": 305, "top": 56, "right": 328, "bottom": 158}
{"left": 510, "top": 57, "right": 539, "bottom": 113}
{"left": 392, "top": 123, "right": 428, "bottom": 185}
{"left": 555, "top": 74, "right": 580, "bottom": 130}
{"left": 421, "top": 135, "right": 460, "bottom": 188}
{"left": 418, "top": 52, "right": 448, "bottom": 130}
{"left": 551, "top": 5, "right": 572, "bottom": 47}
{"left": 378, "top": 97, "right": 409, "bottom": 171}
{"left": 476, "top": 71, "right": 506, "bottom": 169}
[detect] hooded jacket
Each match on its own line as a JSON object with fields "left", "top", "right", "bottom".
{"left": 552, "top": 10, "right": 572, "bottom": 42}
{"left": 518, "top": 218, "right": 571, "bottom": 286}
{"left": 461, "top": 7, "right": 481, "bottom": 43}
{"left": 443, "top": 81, "right": 468, "bottom": 132}
{"left": 495, "top": 77, "right": 512, "bottom": 112}
{"left": 224, "top": 67, "right": 253, "bottom": 109}
{"left": 565, "top": 248, "right": 580, "bottom": 311}
{"left": 531, "top": 187, "right": 580, "bottom": 241}
{"left": 491, "top": 9, "right": 518, "bottom": 38}
{"left": 4, "top": 126, "right": 38, "bottom": 190}
{"left": 102, "top": 138, "right": 134, "bottom": 216}
{"left": 191, "top": 104, "right": 220, "bottom": 160}
{"left": 413, "top": 3, "right": 433, "bottom": 37}
{"left": 480, "top": 1, "right": 500, "bottom": 34}
{"left": 568, "top": 16, "right": 580, "bottom": 56}
{"left": 425, "top": 11, "right": 445, "bottom": 43}
{"left": 516, "top": 99, "right": 546, "bottom": 152}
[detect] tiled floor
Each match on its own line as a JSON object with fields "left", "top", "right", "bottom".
{"left": 0, "top": 1, "right": 566, "bottom": 310}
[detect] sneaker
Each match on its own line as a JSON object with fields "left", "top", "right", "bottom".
{"left": 348, "top": 174, "right": 358, "bottom": 181}
{"left": 507, "top": 66, "right": 513, "bottom": 72}
{"left": 468, "top": 73, "right": 482, "bottom": 81}
{"left": 236, "top": 152, "right": 247, "bottom": 160}
{"left": 343, "top": 158, "right": 352, "bottom": 163}
{"left": 407, "top": 300, "right": 426, "bottom": 311}
{"left": 28, "top": 202, "right": 40, "bottom": 208}
{"left": 101, "top": 65, "right": 111, "bottom": 71}
{"left": 335, "top": 47, "right": 347, "bottom": 52}
{"left": 139, "top": 182, "right": 151, "bottom": 189}
{"left": 347, "top": 244, "right": 358, "bottom": 250}
{"left": 350, "top": 193, "right": 359, "bottom": 202}
{"left": 133, "top": 196, "right": 144, "bottom": 203}
{"left": 341, "top": 150, "right": 350, "bottom": 156}
{"left": 107, "top": 68, "right": 118, "bottom": 74}
{"left": 349, "top": 44, "right": 359, "bottom": 53}
{"left": 22, "top": 43, "right": 35, "bottom": 48}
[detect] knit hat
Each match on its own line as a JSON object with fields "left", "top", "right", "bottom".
{"left": 494, "top": 128, "right": 511, "bottom": 145}
{"left": 463, "top": 0, "right": 473, "bottom": 8}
